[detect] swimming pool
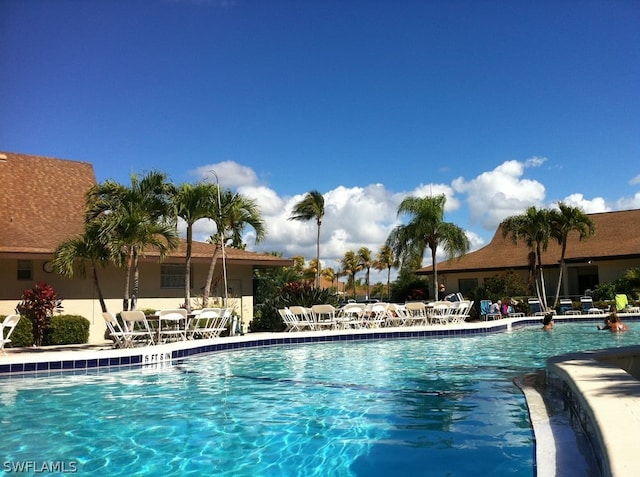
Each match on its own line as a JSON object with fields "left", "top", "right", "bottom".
{"left": 1, "top": 322, "right": 638, "bottom": 476}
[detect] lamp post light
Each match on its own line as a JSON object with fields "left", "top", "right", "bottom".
{"left": 208, "top": 170, "right": 229, "bottom": 314}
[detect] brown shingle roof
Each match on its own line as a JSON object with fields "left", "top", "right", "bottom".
{"left": 0, "top": 151, "right": 293, "bottom": 267}
{"left": 418, "top": 209, "right": 640, "bottom": 274}
{"left": 0, "top": 152, "right": 95, "bottom": 255}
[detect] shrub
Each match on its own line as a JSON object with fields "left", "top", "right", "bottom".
{"left": 16, "top": 282, "right": 63, "bottom": 346}
{"left": 0, "top": 315, "right": 33, "bottom": 348}
{"left": 43, "top": 315, "right": 90, "bottom": 345}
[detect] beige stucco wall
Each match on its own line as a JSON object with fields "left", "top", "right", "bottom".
{"left": 0, "top": 258, "right": 256, "bottom": 344}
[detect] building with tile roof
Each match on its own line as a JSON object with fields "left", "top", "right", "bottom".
{"left": 417, "top": 209, "right": 640, "bottom": 298}
{"left": 0, "top": 152, "right": 293, "bottom": 342}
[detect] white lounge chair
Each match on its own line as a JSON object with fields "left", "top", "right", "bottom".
{"left": 1, "top": 314, "right": 21, "bottom": 353}
{"left": 363, "top": 303, "right": 388, "bottom": 328}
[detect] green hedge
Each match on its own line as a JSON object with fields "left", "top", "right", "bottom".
{"left": 43, "top": 315, "right": 90, "bottom": 345}
{"left": 1, "top": 315, "right": 33, "bottom": 348}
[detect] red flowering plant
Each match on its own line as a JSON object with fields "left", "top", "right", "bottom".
{"left": 16, "top": 282, "right": 63, "bottom": 347}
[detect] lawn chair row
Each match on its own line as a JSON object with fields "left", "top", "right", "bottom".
{"left": 279, "top": 301, "right": 474, "bottom": 331}
{"left": 103, "top": 308, "right": 232, "bottom": 348}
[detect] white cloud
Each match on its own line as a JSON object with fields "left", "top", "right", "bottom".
{"left": 615, "top": 192, "right": 640, "bottom": 210}
{"left": 182, "top": 155, "right": 638, "bottom": 286}
{"left": 559, "top": 193, "right": 610, "bottom": 213}
{"left": 189, "top": 161, "right": 259, "bottom": 188}
{"left": 629, "top": 175, "right": 640, "bottom": 186}
{"left": 452, "top": 158, "right": 546, "bottom": 230}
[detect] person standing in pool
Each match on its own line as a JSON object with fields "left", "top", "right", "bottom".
{"left": 542, "top": 313, "right": 554, "bottom": 330}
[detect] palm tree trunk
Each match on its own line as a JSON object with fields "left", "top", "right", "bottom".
{"left": 315, "top": 223, "right": 321, "bottom": 288}
{"left": 123, "top": 248, "right": 133, "bottom": 311}
{"left": 202, "top": 243, "right": 220, "bottom": 307}
{"left": 431, "top": 247, "right": 438, "bottom": 301}
{"left": 184, "top": 225, "right": 193, "bottom": 312}
{"left": 552, "top": 241, "right": 568, "bottom": 309}
{"left": 131, "top": 248, "right": 140, "bottom": 310}
{"left": 91, "top": 260, "right": 107, "bottom": 313}
{"left": 386, "top": 266, "right": 391, "bottom": 301}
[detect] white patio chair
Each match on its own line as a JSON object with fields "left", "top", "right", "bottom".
{"left": 157, "top": 308, "right": 188, "bottom": 342}
{"left": 102, "top": 311, "right": 134, "bottom": 348}
{"left": 337, "top": 303, "right": 366, "bottom": 329}
{"left": 404, "top": 302, "right": 427, "bottom": 326}
{"left": 385, "top": 304, "right": 408, "bottom": 327}
{"left": 580, "top": 296, "right": 604, "bottom": 314}
{"left": 288, "top": 306, "right": 315, "bottom": 331}
{"left": 310, "top": 304, "right": 336, "bottom": 330}
{"left": 1, "top": 314, "right": 21, "bottom": 354}
{"left": 363, "top": 303, "right": 388, "bottom": 328}
{"left": 429, "top": 301, "right": 453, "bottom": 325}
{"left": 188, "top": 308, "right": 223, "bottom": 339}
{"left": 120, "top": 310, "right": 156, "bottom": 346}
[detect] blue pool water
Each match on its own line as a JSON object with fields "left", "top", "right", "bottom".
{"left": 1, "top": 322, "right": 639, "bottom": 476}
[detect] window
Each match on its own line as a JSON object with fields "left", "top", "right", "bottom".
{"left": 17, "top": 260, "right": 33, "bottom": 281}
{"left": 458, "top": 278, "right": 478, "bottom": 296}
{"left": 160, "top": 264, "right": 185, "bottom": 289}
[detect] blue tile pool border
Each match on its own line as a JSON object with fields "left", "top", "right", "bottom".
{"left": 1, "top": 315, "right": 637, "bottom": 378}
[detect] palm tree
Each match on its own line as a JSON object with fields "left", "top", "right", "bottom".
{"left": 321, "top": 267, "right": 336, "bottom": 291}
{"left": 549, "top": 203, "right": 595, "bottom": 308}
{"left": 357, "top": 247, "right": 372, "bottom": 299}
{"left": 374, "top": 244, "right": 396, "bottom": 301}
{"left": 86, "top": 171, "right": 178, "bottom": 311}
{"left": 51, "top": 220, "right": 114, "bottom": 313}
{"left": 288, "top": 190, "right": 325, "bottom": 288}
{"left": 340, "top": 250, "right": 361, "bottom": 300}
{"left": 202, "top": 189, "right": 266, "bottom": 307}
{"left": 386, "top": 194, "right": 470, "bottom": 301}
{"left": 501, "top": 206, "right": 553, "bottom": 310}
{"left": 172, "top": 182, "right": 217, "bottom": 312}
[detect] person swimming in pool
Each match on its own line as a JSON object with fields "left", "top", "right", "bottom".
{"left": 542, "top": 313, "right": 554, "bottom": 331}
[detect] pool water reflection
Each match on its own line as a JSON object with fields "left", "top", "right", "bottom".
{"left": 1, "top": 323, "right": 638, "bottom": 476}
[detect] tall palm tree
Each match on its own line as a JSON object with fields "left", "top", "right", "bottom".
{"left": 288, "top": 190, "right": 325, "bottom": 288}
{"left": 385, "top": 194, "right": 470, "bottom": 301}
{"left": 173, "top": 182, "right": 217, "bottom": 312}
{"left": 86, "top": 171, "right": 178, "bottom": 311}
{"left": 341, "top": 250, "right": 361, "bottom": 300}
{"left": 202, "top": 189, "right": 266, "bottom": 307}
{"left": 549, "top": 203, "right": 595, "bottom": 308}
{"left": 501, "top": 206, "right": 553, "bottom": 309}
{"left": 51, "top": 220, "right": 115, "bottom": 313}
{"left": 357, "top": 247, "right": 372, "bottom": 299}
{"left": 374, "top": 244, "right": 396, "bottom": 301}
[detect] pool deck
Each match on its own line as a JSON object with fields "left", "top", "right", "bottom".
{"left": 2, "top": 313, "right": 639, "bottom": 477}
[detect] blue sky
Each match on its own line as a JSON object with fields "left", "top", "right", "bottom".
{"left": 2, "top": 0, "right": 639, "bottom": 282}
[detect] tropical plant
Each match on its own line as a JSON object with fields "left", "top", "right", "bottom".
{"left": 16, "top": 282, "right": 63, "bottom": 346}
{"left": 321, "top": 267, "right": 337, "bottom": 290}
{"left": 288, "top": 190, "right": 325, "bottom": 288}
{"left": 172, "top": 182, "right": 217, "bottom": 312}
{"left": 549, "top": 203, "right": 595, "bottom": 308}
{"left": 202, "top": 189, "right": 266, "bottom": 306}
{"left": 385, "top": 194, "right": 470, "bottom": 301}
{"left": 501, "top": 206, "right": 553, "bottom": 310}
{"left": 86, "top": 171, "right": 178, "bottom": 311}
{"left": 357, "top": 247, "right": 372, "bottom": 299}
{"left": 374, "top": 244, "right": 396, "bottom": 301}
{"left": 51, "top": 220, "right": 113, "bottom": 313}
{"left": 340, "top": 250, "right": 361, "bottom": 299}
